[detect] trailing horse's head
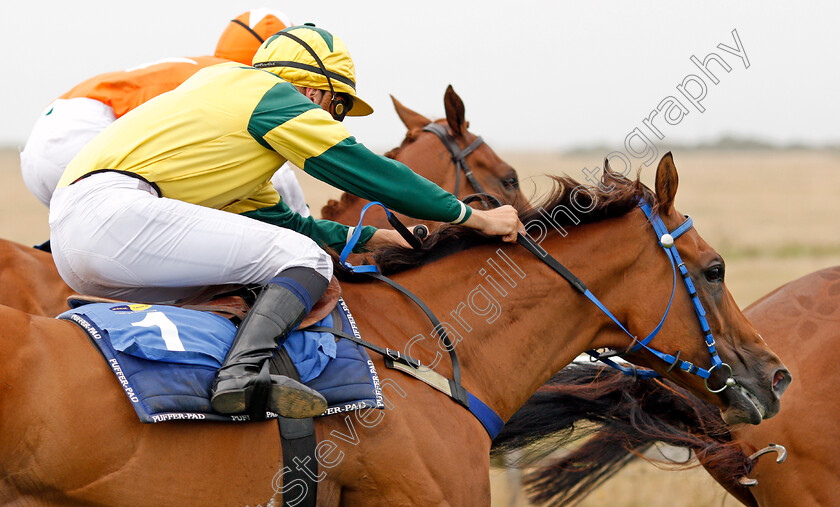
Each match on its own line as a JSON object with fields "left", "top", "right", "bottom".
{"left": 602, "top": 153, "right": 791, "bottom": 425}
{"left": 388, "top": 85, "right": 526, "bottom": 208}
{"left": 320, "top": 86, "right": 526, "bottom": 227}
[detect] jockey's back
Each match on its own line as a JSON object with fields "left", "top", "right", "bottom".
{"left": 59, "top": 56, "right": 230, "bottom": 118}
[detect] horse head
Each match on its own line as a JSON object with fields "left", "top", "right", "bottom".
{"left": 591, "top": 153, "right": 791, "bottom": 425}
{"left": 388, "top": 85, "right": 525, "bottom": 206}
{"left": 320, "top": 85, "right": 525, "bottom": 227}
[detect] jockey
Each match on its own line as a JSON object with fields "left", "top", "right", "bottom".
{"left": 49, "top": 24, "right": 522, "bottom": 419}
{"left": 20, "top": 9, "right": 310, "bottom": 216}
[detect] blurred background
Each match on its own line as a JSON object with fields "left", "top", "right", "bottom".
{"left": 3, "top": 1, "right": 840, "bottom": 152}
{"left": 2, "top": 1, "right": 838, "bottom": 505}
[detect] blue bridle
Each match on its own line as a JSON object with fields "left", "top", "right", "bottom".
{"left": 583, "top": 199, "right": 735, "bottom": 393}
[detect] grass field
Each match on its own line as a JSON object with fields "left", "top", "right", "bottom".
{"left": 2, "top": 147, "right": 838, "bottom": 506}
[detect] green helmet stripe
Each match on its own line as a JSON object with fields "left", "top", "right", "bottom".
{"left": 282, "top": 25, "right": 334, "bottom": 52}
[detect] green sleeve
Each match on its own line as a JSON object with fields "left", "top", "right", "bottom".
{"left": 302, "top": 138, "right": 471, "bottom": 224}
{"left": 246, "top": 81, "right": 469, "bottom": 224}
{"left": 240, "top": 200, "right": 378, "bottom": 253}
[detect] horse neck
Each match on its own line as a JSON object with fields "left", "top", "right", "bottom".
{"left": 320, "top": 132, "right": 460, "bottom": 227}
{"left": 370, "top": 211, "right": 655, "bottom": 422}
{"left": 0, "top": 305, "right": 34, "bottom": 387}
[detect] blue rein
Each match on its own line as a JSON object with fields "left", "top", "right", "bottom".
{"left": 339, "top": 202, "right": 383, "bottom": 273}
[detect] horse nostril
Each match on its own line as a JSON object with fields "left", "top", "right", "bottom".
{"left": 772, "top": 368, "right": 792, "bottom": 397}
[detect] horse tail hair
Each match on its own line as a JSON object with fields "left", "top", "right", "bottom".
{"left": 491, "top": 362, "right": 755, "bottom": 506}
{"left": 491, "top": 362, "right": 635, "bottom": 456}
{"left": 523, "top": 426, "right": 652, "bottom": 506}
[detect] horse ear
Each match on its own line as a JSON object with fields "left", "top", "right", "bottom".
{"left": 655, "top": 152, "right": 679, "bottom": 214}
{"left": 444, "top": 84, "right": 467, "bottom": 136}
{"left": 390, "top": 95, "right": 432, "bottom": 131}
{"left": 602, "top": 157, "right": 621, "bottom": 187}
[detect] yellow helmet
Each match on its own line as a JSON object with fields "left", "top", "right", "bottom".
{"left": 252, "top": 24, "right": 373, "bottom": 117}
{"left": 215, "top": 9, "right": 294, "bottom": 65}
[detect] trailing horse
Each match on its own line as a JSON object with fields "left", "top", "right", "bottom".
{"left": 493, "top": 267, "right": 837, "bottom": 506}
{"left": 0, "top": 153, "right": 788, "bottom": 505}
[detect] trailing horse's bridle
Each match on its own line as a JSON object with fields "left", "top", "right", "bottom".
{"left": 422, "top": 122, "right": 487, "bottom": 196}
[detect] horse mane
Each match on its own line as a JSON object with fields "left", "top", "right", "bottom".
{"left": 373, "top": 171, "right": 655, "bottom": 275}
{"left": 490, "top": 363, "right": 753, "bottom": 506}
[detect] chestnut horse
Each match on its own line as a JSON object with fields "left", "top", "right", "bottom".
{"left": 321, "top": 85, "right": 525, "bottom": 228}
{"left": 493, "top": 267, "right": 839, "bottom": 506}
{"left": 0, "top": 239, "right": 73, "bottom": 316}
{"left": 0, "top": 154, "right": 788, "bottom": 505}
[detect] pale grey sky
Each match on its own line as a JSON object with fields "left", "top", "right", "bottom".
{"left": 2, "top": 1, "right": 838, "bottom": 152}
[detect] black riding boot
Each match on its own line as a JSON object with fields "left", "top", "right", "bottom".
{"left": 210, "top": 274, "right": 328, "bottom": 418}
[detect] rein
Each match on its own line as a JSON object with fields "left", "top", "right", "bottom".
{"left": 422, "top": 123, "right": 486, "bottom": 196}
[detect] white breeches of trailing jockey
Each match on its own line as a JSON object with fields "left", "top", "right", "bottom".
{"left": 21, "top": 98, "right": 310, "bottom": 214}
{"left": 49, "top": 171, "right": 332, "bottom": 303}
{"left": 271, "top": 162, "right": 310, "bottom": 217}
{"left": 20, "top": 98, "right": 116, "bottom": 207}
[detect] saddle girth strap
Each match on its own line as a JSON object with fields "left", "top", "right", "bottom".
{"left": 277, "top": 416, "right": 317, "bottom": 507}
{"left": 273, "top": 349, "right": 317, "bottom": 507}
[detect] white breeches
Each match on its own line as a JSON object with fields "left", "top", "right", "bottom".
{"left": 20, "top": 98, "right": 117, "bottom": 206}
{"left": 49, "top": 172, "right": 332, "bottom": 303}
{"left": 21, "top": 98, "right": 310, "bottom": 215}
{"left": 271, "top": 162, "right": 310, "bottom": 217}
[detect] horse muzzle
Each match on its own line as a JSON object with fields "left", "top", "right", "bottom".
{"left": 719, "top": 363, "right": 791, "bottom": 425}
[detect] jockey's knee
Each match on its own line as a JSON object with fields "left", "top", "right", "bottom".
{"left": 308, "top": 247, "right": 333, "bottom": 282}
{"left": 271, "top": 241, "right": 333, "bottom": 283}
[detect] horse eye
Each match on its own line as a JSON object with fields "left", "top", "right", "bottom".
{"left": 502, "top": 174, "right": 519, "bottom": 190}
{"left": 705, "top": 265, "right": 725, "bottom": 283}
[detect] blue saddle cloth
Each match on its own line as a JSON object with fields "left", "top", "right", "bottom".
{"left": 58, "top": 298, "right": 384, "bottom": 422}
